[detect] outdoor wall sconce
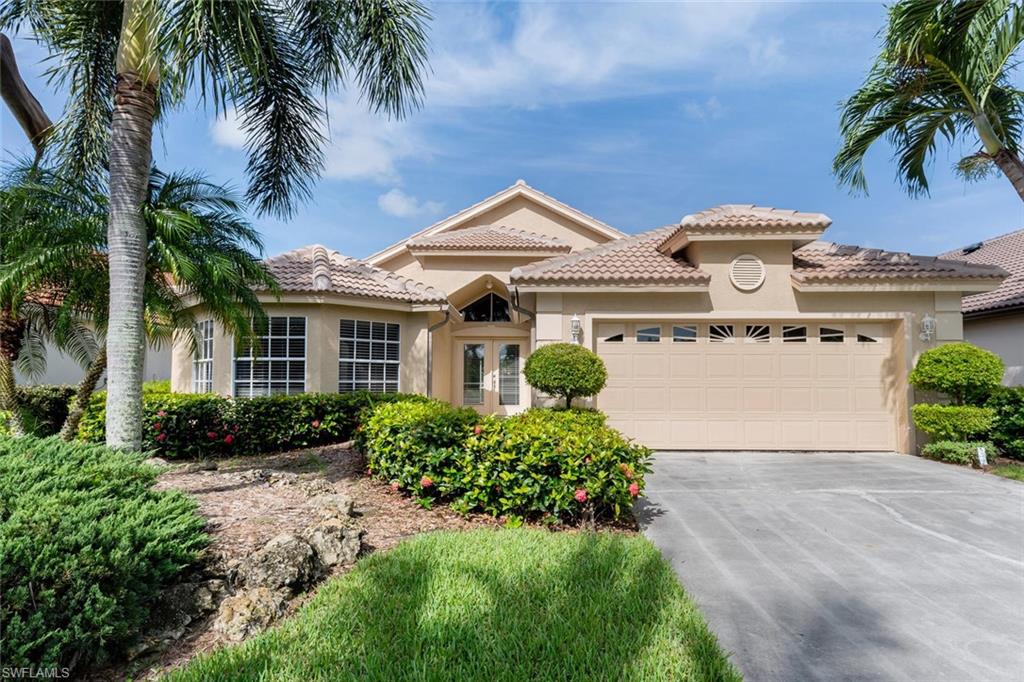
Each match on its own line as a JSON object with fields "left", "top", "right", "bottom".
{"left": 919, "top": 314, "right": 936, "bottom": 342}
{"left": 570, "top": 314, "right": 582, "bottom": 344}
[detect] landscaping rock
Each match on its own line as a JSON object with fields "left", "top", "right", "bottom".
{"left": 298, "top": 477, "right": 336, "bottom": 497}
{"left": 144, "top": 456, "right": 171, "bottom": 468}
{"left": 310, "top": 493, "right": 354, "bottom": 519}
{"left": 305, "top": 517, "right": 363, "bottom": 568}
{"left": 213, "top": 587, "right": 289, "bottom": 641}
{"left": 184, "top": 460, "right": 218, "bottom": 473}
{"left": 237, "top": 532, "right": 317, "bottom": 592}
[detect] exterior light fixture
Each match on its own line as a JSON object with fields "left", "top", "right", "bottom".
{"left": 570, "top": 314, "right": 582, "bottom": 344}
{"left": 919, "top": 314, "right": 936, "bottom": 342}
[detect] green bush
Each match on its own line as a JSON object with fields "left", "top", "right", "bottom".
{"left": 987, "top": 387, "right": 1024, "bottom": 460}
{"left": 78, "top": 390, "right": 424, "bottom": 458}
{"left": 524, "top": 343, "right": 608, "bottom": 408}
{"left": 15, "top": 385, "right": 77, "bottom": 435}
{"left": 359, "top": 400, "right": 652, "bottom": 522}
{"left": 920, "top": 440, "right": 996, "bottom": 467}
{"left": 912, "top": 403, "right": 996, "bottom": 441}
{"left": 0, "top": 437, "right": 207, "bottom": 670}
{"left": 909, "top": 342, "right": 1004, "bottom": 405}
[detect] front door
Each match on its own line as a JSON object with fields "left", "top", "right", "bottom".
{"left": 456, "top": 339, "right": 525, "bottom": 415}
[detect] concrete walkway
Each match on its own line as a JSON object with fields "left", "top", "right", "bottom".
{"left": 641, "top": 452, "right": 1024, "bottom": 682}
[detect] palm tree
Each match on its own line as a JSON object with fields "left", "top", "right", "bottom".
{"left": 0, "top": 164, "right": 277, "bottom": 438}
{"left": 0, "top": 1, "right": 430, "bottom": 450}
{"left": 834, "top": 0, "right": 1024, "bottom": 200}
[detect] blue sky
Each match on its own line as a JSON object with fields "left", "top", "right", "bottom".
{"left": 3, "top": 1, "right": 1022, "bottom": 259}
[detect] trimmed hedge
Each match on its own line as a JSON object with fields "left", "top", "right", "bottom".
{"left": 0, "top": 385, "right": 76, "bottom": 437}
{"left": 912, "top": 403, "right": 996, "bottom": 442}
{"left": 358, "top": 399, "right": 652, "bottom": 522}
{"left": 909, "top": 342, "right": 1004, "bottom": 405}
{"left": 0, "top": 437, "right": 208, "bottom": 670}
{"left": 920, "top": 440, "right": 996, "bottom": 467}
{"left": 524, "top": 343, "right": 608, "bottom": 408}
{"left": 77, "top": 390, "right": 425, "bottom": 458}
{"left": 987, "top": 387, "right": 1024, "bottom": 460}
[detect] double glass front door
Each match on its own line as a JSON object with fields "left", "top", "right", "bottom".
{"left": 458, "top": 340, "right": 523, "bottom": 414}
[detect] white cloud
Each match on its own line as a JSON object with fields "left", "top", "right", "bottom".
{"left": 377, "top": 188, "right": 443, "bottom": 218}
{"left": 210, "top": 109, "right": 246, "bottom": 149}
{"left": 684, "top": 96, "right": 724, "bottom": 121}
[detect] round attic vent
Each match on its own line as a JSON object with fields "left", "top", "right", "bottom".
{"left": 729, "top": 254, "right": 765, "bottom": 291}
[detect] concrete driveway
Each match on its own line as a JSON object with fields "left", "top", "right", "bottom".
{"left": 641, "top": 452, "right": 1024, "bottom": 682}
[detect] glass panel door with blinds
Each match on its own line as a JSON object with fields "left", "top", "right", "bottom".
{"left": 456, "top": 339, "right": 524, "bottom": 415}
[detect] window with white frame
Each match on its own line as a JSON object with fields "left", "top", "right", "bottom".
{"left": 192, "top": 319, "right": 214, "bottom": 393}
{"left": 672, "top": 325, "right": 697, "bottom": 342}
{"left": 233, "top": 316, "right": 306, "bottom": 396}
{"left": 339, "top": 319, "right": 400, "bottom": 393}
{"left": 636, "top": 325, "right": 661, "bottom": 342}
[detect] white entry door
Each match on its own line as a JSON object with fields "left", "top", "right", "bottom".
{"left": 456, "top": 339, "right": 525, "bottom": 415}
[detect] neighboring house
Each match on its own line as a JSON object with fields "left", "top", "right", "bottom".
{"left": 170, "top": 180, "right": 1006, "bottom": 452}
{"left": 941, "top": 229, "right": 1024, "bottom": 386}
{"left": 17, "top": 341, "right": 170, "bottom": 388}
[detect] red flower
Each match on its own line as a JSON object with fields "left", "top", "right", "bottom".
{"left": 207, "top": 431, "right": 218, "bottom": 440}
{"left": 153, "top": 422, "right": 162, "bottom": 431}
{"left": 224, "top": 434, "right": 235, "bottom": 445}
{"left": 155, "top": 432, "right": 167, "bottom": 442}
{"left": 420, "top": 476, "right": 433, "bottom": 489}
{"left": 473, "top": 425, "right": 482, "bottom": 436}
{"left": 629, "top": 482, "right": 640, "bottom": 498}
{"left": 574, "top": 489, "right": 588, "bottom": 503}
{"left": 312, "top": 419, "right": 321, "bottom": 429}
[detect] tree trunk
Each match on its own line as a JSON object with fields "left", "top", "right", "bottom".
{"left": 105, "top": 71, "right": 156, "bottom": 450}
{"left": 991, "top": 149, "right": 1024, "bottom": 202}
{"left": 0, "top": 309, "right": 25, "bottom": 436}
{"left": 60, "top": 345, "right": 107, "bottom": 441}
{"left": 0, "top": 33, "right": 52, "bottom": 161}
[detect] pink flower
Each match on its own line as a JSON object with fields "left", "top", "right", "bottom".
{"left": 619, "top": 463, "right": 634, "bottom": 479}
{"left": 156, "top": 410, "right": 167, "bottom": 418}
{"left": 474, "top": 425, "right": 482, "bottom": 436}
{"left": 574, "top": 489, "right": 588, "bottom": 503}
{"left": 420, "top": 476, "right": 433, "bottom": 488}
{"left": 224, "top": 434, "right": 235, "bottom": 445}
{"left": 155, "top": 432, "right": 167, "bottom": 442}
{"left": 629, "top": 482, "right": 640, "bottom": 498}
{"left": 207, "top": 431, "right": 218, "bottom": 440}
{"left": 312, "top": 419, "right": 321, "bottom": 429}
{"left": 153, "top": 422, "right": 162, "bottom": 431}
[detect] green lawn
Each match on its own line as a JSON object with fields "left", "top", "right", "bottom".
{"left": 991, "top": 463, "right": 1024, "bottom": 481}
{"left": 166, "top": 529, "right": 740, "bottom": 682}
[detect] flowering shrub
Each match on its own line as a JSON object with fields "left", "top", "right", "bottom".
{"left": 78, "top": 390, "right": 426, "bottom": 458}
{"left": 358, "top": 401, "right": 652, "bottom": 523}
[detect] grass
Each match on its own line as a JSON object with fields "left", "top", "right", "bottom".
{"left": 991, "top": 462, "right": 1024, "bottom": 481}
{"left": 166, "top": 529, "right": 740, "bottom": 682}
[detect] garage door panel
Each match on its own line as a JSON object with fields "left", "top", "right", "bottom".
{"left": 596, "top": 320, "right": 899, "bottom": 451}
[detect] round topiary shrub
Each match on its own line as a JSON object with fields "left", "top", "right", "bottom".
{"left": 909, "top": 342, "right": 1004, "bottom": 405}
{"left": 524, "top": 343, "right": 608, "bottom": 408}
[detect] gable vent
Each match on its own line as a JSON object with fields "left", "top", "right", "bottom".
{"left": 729, "top": 254, "right": 765, "bottom": 291}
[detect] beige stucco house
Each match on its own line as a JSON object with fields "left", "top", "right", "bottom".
{"left": 941, "top": 229, "right": 1023, "bottom": 386}
{"left": 171, "top": 181, "right": 1006, "bottom": 452}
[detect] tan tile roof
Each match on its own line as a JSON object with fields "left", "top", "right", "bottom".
{"left": 510, "top": 226, "right": 710, "bottom": 287}
{"left": 792, "top": 241, "right": 1007, "bottom": 284}
{"left": 407, "top": 225, "right": 571, "bottom": 252}
{"left": 941, "top": 229, "right": 1024, "bottom": 314}
{"left": 263, "top": 245, "right": 447, "bottom": 304}
{"left": 681, "top": 204, "right": 832, "bottom": 234}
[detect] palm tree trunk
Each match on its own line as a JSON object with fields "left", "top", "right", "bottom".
{"left": 991, "top": 149, "right": 1024, "bottom": 202}
{"left": 60, "top": 345, "right": 107, "bottom": 441}
{"left": 106, "top": 0, "right": 158, "bottom": 451}
{"left": 0, "top": 310, "right": 25, "bottom": 436}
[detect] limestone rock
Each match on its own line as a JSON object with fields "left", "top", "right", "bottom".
{"left": 305, "top": 517, "right": 363, "bottom": 568}
{"left": 237, "top": 533, "right": 317, "bottom": 592}
{"left": 310, "top": 493, "right": 354, "bottom": 519}
{"left": 213, "top": 587, "right": 288, "bottom": 641}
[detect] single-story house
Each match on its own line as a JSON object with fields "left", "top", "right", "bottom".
{"left": 941, "top": 229, "right": 1023, "bottom": 386}
{"left": 171, "top": 180, "right": 1006, "bottom": 452}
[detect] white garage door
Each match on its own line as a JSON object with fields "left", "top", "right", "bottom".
{"left": 596, "top": 321, "right": 900, "bottom": 451}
